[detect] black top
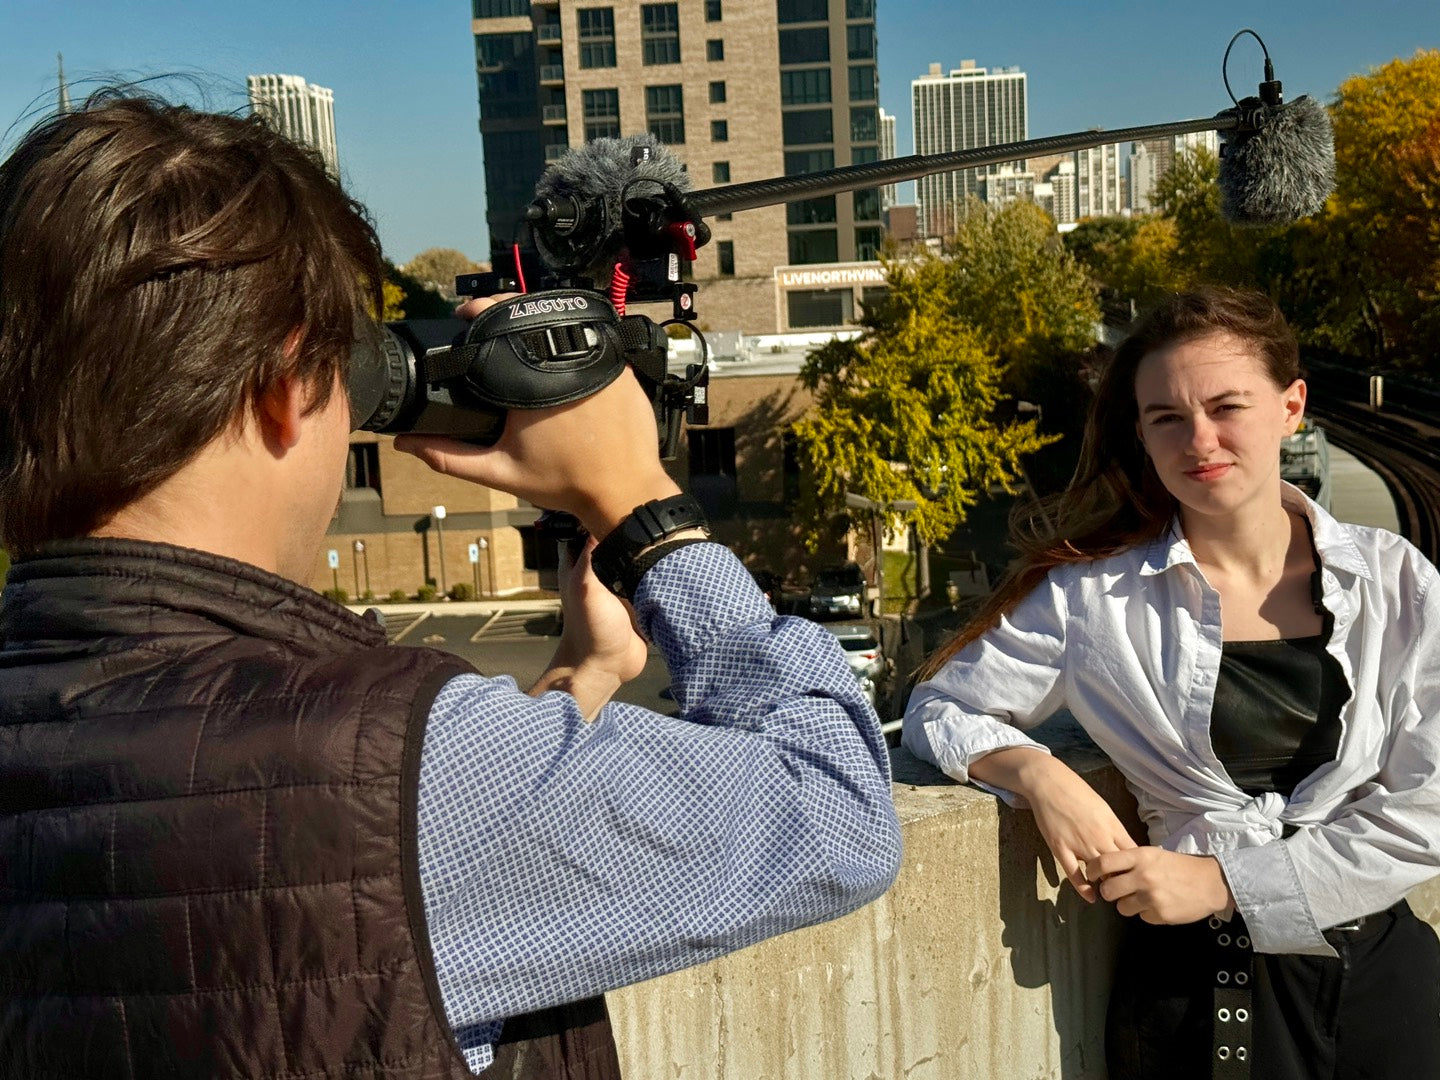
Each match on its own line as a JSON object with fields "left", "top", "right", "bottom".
{"left": 1210, "top": 632, "right": 1349, "bottom": 798}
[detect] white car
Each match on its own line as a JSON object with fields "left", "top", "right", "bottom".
{"left": 820, "top": 622, "right": 885, "bottom": 704}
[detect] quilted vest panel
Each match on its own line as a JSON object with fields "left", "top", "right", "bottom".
{"left": 0, "top": 540, "right": 478, "bottom": 1080}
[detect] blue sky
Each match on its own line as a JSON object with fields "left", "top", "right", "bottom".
{"left": 3, "top": 1, "right": 1436, "bottom": 265}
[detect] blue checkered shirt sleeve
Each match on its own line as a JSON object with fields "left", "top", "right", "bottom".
{"left": 417, "top": 542, "right": 901, "bottom": 1073}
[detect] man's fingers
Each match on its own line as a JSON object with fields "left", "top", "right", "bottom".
{"left": 1058, "top": 854, "right": 1097, "bottom": 903}
{"left": 1086, "top": 848, "right": 1137, "bottom": 884}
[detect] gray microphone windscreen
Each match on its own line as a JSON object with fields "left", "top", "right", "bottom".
{"left": 534, "top": 133, "right": 691, "bottom": 222}
{"left": 1218, "top": 95, "right": 1335, "bottom": 226}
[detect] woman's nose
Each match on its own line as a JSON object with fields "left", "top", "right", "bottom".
{"left": 1186, "top": 416, "right": 1220, "bottom": 455}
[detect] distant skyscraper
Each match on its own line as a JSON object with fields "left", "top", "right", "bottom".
{"left": 1075, "top": 142, "right": 1123, "bottom": 219}
{"left": 1129, "top": 130, "right": 1220, "bottom": 212}
{"left": 911, "top": 60, "right": 1027, "bottom": 238}
{"left": 246, "top": 74, "right": 339, "bottom": 175}
{"left": 878, "top": 107, "right": 897, "bottom": 210}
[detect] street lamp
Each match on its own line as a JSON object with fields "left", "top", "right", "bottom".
{"left": 432, "top": 505, "right": 447, "bottom": 596}
{"left": 353, "top": 539, "right": 370, "bottom": 597}
{"left": 1015, "top": 402, "right": 1055, "bottom": 532}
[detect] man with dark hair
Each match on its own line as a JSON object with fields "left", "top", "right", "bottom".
{"left": 0, "top": 96, "right": 900, "bottom": 1079}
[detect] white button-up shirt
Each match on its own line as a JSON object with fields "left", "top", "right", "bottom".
{"left": 903, "top": 486, "right": 1440, "bottom": 956}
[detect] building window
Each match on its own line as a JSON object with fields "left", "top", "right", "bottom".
{"left": 706, "top": 0, "right": 723, "bottom": 19}
{"left": 473, "top": 0, "right": 528, "bottom": 16}
{"left": 786, "top": 195, "right": 836, "bottom": 225}
{"left": 855, "top": 226, "right": 883, "bottom": 260}
{"left": 782, "top": 108, "right": 832, "bottom": 145}
{"left": 717, "top": 240, "right": 735, "bottom": 276}
{"left": 706, "top": 38, "right": 725, "bottom": 61}
{"left": 346, "top": 443, "right": 381, "bottom": 494}
{"left": 848, "top": 64, "right": 876, "bottom": 101}
{"left": 851, "top": 144, "right": 878, "bottom": 164}
{"left": 476, "top": 33, "right": 538, "bottom": 121}
{"left": 709, "top": 80, "right": 727, "bottom": 104}
{"left": 582, "top": 88, "right": 621, "bottom": 140}
{"left": 784, "top": 148, "right": 835, "bottom": 175}
{"left": 779, "top": 27, "right": 829, "bottom": 64}
{"left": 641, "top": 4, "right": 681, "bottom": 65}
{"left": 777, "top": 0, "right": 829, "bottom": 22}
{"left": 780, "top": 68, "right": 831, "bottom": 104}
{"left": 712, "top": 160, "right": 731, "bottom": 182}
{"left": 711, "top": 119, "right": 728, "bottom": 142}
{"left": 845, "top": 0, "right": 874, "bottom": 16}
{"left": 787, "top": 230, "right": 839, "bottom": 265}
{"left": 578, "top": 8, "right": 616, "bottom": 69}
{"left": 788, "top": 287, "right": 852, "bottom": 327}
{"left": 850, "top": 105, "right": 877, "bottom": 142}
{"left": 845, "top": 24, "right": 875, "bottom": 59}
{"left": 853, "top": 187, "right": 880, "bottom": 221}
{"left": 646, "top": 84, "right": 685, "bottom": 143}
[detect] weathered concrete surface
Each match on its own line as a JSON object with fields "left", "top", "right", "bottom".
{"left": 605, "top": 721, "right": 1440, "bottom": 1079}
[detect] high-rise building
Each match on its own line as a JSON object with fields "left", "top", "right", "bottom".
{"left": 1075, "top": 142, "right": 1123, "bottom": 219}
{"left": 911, "top": 60, "right": 1027, "bottom": 238}
{"left": 470, "top": 0, "right": 884, "bottom": 332}
{"left": 246, "top": 74, "right": 339, "bottom": 175}
{"left": 1129, "top": 130, "right": 1220, "bottom": 212}
{"left": 878, "top": 106, "right": 897, "bottom": 209}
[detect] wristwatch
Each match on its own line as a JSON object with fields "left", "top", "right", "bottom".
{"left": 590, "top": 494, "right": 709, "bottom": 599}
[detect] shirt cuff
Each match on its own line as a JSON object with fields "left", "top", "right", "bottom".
{"left": 1216, "top": 841, "right": 1335, "bottom": 957}
{"left": 629, "top": 542, "right": 773, "bottom": 663}
{"left": 902, "top": 697, "right": 1052, "bottom": 808}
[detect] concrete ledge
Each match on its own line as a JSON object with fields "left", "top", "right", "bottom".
{"left": 605, "top": 722, "right": 1440, "bottom": 1078}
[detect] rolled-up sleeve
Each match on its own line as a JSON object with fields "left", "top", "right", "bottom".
{"left": 902, "top": 568, "right": 1069, "bottom": 805}
{"left": 418, "top": 543, "right": 901, "bottom": 1062}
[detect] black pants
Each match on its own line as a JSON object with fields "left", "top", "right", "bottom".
{"left": 1106, "top": 900, "right": 1440, "bottom": 1080}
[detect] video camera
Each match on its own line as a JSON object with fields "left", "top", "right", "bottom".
{"left": 347, "top": 138, "right": 711, "bottom": 459}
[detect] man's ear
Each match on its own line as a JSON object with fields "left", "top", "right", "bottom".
{"left": 257, "top": 375, "right": 310, "bottom": 453}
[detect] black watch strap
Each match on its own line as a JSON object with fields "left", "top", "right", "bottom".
{"left": 591, "top": 494, "right": 709, "bottom": 598}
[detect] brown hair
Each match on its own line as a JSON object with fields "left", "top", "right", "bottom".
{"left": 919, "top": 286, "right": 1300, "bottom": 678}
{"left": 0, "top": 92, "right": 384, "bottom": 556}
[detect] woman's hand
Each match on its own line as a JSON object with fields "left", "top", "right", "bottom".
{"left": 1086, "top": 848, "right": 1233, "bottom": 924}
{"left": 970, "top": 748, "right": 1138, "bottom": 903}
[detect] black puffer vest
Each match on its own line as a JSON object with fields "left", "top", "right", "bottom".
{"left": 0, "top": 541, "right": 620, "bottom": 1080}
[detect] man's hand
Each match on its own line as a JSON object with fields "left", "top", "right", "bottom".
{"left": 392, "top": 294, "right": 680, "bottom": 539}
{"left": 969, "top": 748, "right": 1138, "bottom": 903}
{"left": 1087, "top": 848, "right": 1234, "bottom": 924}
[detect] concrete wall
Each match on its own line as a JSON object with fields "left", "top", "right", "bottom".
{"left": 605, "top": 727, "right": 1440, "bottom": 1079}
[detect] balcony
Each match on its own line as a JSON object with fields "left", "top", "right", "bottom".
{"left": 541, "top": 104, "right": 567, "bottom": 124}
{"left": 536, "top": 23, "right": 562, "bottom": 44}
{"left": 539, "top": 63, "right": 565, "bottom": 84}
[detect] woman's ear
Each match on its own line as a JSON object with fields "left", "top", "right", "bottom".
{"left": 1282, "top": 378, "right": 1308, "bottom": 434}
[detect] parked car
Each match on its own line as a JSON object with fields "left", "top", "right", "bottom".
{"left": 808, "top": 562, "right": 866, "bottom": 620}
{"left": 820, "top": 621, "right": 885, "bottom": 705}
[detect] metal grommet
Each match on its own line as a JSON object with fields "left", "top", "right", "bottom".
{"left": 1236, "top": 1008, "right": 1249, "bottom": 1023}
{"left": 1235, "top": 971, "right": 1250, "bottom": 986}
{"left": 1217, "top": 1008, "right": 1231, "bottom": 1022}
{"left": 1217, "top": 970, "right": 1230, "bottom": 984}
{"left": 1236, "top": 1047, "right": 1248, "bottom": 1061}
{"left": 1208, "top": 916, "right": 1224, "bottom": 929}
{"left": 1217, "top": 933, "right": 1232, "bottom": 946}
{"left": 1217, "top": 1046, "right": 1231, "bottom": 1060}
{"left": 1237, "top": 935, "right": 1250, "bottom": 949}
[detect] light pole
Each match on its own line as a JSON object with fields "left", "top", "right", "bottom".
{"left": 474, "top": 536, "right": 489, "bottom": 596}
{"left": 1015, "top": 401, "right": 1055, "bottom": 532}
{"left": 432, "top": 505, "right": 447, "bottom": 596}
{"left": 353, "top": 539, "right": 370, "bottom": 597}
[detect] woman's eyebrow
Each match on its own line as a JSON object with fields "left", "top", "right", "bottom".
{"left": 1140, "top": 389, "right": 1254, "bottom": 415}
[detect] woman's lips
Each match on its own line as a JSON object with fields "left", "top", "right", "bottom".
{"left": 1185, "top": 463, "right": 1232, "bottom": 482}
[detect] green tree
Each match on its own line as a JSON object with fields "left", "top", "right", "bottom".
{"left": 792, "top": 247, "right": 1054, "bottom": 554}
{"left": 1066, "top": 215, "right": 1185, "bottom": 319}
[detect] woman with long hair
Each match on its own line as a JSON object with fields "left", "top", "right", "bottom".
{"left": 903, "top": 286, "right": 1440, "bottom": 1078}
